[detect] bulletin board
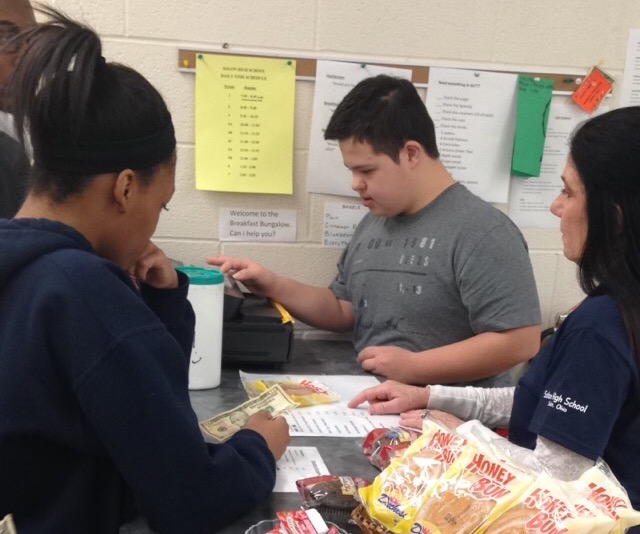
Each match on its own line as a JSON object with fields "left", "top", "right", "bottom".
{"left": 177, "top": 47, "right": 585, "bottom": 93}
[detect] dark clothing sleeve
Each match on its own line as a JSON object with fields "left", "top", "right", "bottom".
{"left": 73, "top": 284, "right": 276, "bottom": 533}
{"left": 139, "top": 270, "right": 195, "bottom": 365}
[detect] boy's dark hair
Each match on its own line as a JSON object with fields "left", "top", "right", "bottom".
{"left": 324, "top": 74, "right": 439, "bottom": 163}
{"left": 10, "top": 5, "right": 175, "bottom": 202}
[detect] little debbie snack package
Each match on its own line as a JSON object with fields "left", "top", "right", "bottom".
{"left": 358, "top": 419, "right": 468, "bottom": 532}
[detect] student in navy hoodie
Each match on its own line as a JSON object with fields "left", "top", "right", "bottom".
{"left": 0, "top": 7, "right": 289, "bottom": 533}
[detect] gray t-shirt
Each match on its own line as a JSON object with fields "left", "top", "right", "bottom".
{"left": 330, "top": 183, "right": 541, "bottom": 387}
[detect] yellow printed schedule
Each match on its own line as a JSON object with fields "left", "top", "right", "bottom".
{"left": 195, "top": 54, "right": 295, "bottom": 194}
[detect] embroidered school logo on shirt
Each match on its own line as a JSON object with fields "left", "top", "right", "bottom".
{"left": 543, "top": 390, "right": 589, "bottom": 414}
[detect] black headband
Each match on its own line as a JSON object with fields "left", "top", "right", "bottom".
{"left": 33, "top": 120, "right": 176, "bottom": 174}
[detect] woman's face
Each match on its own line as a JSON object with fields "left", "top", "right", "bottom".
{"left": 550, "top": 158, "right": 588, "bottom": 263}
{"left": 118, "top": 159, "right": 176, "bottom": 270}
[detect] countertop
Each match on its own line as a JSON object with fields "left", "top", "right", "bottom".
{"left": 120, "top": 338, "right": 380, "bottom": 534}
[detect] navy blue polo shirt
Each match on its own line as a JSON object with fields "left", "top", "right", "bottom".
{"left": 510, "top": 295, "right": 640, "bottom": 511}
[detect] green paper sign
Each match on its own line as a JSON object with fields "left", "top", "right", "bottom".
{"left": 511, "top": 76, "right": 554, "bottom": 177}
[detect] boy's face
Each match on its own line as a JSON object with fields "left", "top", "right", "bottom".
{"left": 339, "top": 138, "right": 416, "bottom": 216}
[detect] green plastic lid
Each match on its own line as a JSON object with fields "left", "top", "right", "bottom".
{"left": 176, "top": 266, "right": 224, "bottom": 285}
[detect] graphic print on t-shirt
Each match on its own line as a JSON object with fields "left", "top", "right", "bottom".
{"left": 543, "top": 389, "right": 589, "bottom": 414}
{"left": 351, "top": 232, "right": 442, "bottom": 341}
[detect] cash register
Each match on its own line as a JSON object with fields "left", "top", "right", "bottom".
{"left": 222, "top": 277, "right": 294, "bottom": 365}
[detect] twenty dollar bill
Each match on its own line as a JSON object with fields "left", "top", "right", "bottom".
{"left": 199, "top": 384, "right": 297, "bottom": 441}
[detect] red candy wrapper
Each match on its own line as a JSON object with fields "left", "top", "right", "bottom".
{"left": 362, "top": 427, "right": 420, "bottom": 470}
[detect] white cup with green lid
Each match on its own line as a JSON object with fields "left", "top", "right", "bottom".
{"left": 177, "top": 266, "right": 224, "bottom": 389}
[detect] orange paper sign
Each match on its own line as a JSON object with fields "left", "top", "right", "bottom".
{"left": 571, "top": 67, "right": 613, "bottom": 113}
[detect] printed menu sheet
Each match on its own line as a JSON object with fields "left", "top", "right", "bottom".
{"left": 239, "top": 372, "right": 400, "bottom": 437}
{"left": 274, "top": 447, "right": 329, "bottom": 493}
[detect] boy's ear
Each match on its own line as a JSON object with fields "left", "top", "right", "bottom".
{"left": 404, "top": 140, "right": 422, "bottom": 165}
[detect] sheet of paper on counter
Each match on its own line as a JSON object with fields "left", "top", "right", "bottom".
{"left": 239, "top": 372, "right": 401, "bottom": 437}
{"left": 274, "top": 446, "right": 329, "bottom": 492}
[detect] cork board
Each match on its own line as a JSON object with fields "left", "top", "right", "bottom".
{"left": 178, "top": 48, "right": 584, "bottom": 93}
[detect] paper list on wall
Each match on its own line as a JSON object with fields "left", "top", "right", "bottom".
{"left": 425, "top": 67, "right": 518, "bottom": 203}
{"left": 508, "top": 101, "right": 596, "bottom": 229}
{"left": 323, "top": 202, "right": 367, "bottom": 248}
{"left": 620, "top": 29, "right": 640, "bottom": 106}
{"left": 219, "top": 208, "right": 297, "bottom": 241}
{"left": 195, "top": 54, "right": 295, "bottom": 194}
{"left": 306, "top": 60, "right": 412, "bottom": 197}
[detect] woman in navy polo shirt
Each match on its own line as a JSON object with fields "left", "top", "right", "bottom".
{"left": 349, "top": 107, "right": 640, "bottom": 519}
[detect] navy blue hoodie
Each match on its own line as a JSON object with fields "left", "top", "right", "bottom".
{"left": 0, "top": 218, "right": 276, "bottom": 533}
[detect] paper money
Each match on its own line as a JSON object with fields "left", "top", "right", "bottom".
{"left": 199, "top": 384, "right": 298, "bottom": 441}
{"left": 0, "top": 515, "right": 16, "bottom": 534}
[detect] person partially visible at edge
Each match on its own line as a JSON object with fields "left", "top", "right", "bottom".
{"left": 0, "top": 7, "right": 289, "bottom": 533}
{"left": 0, "top": 0, "right": 34, "bottom": 218}
{"left": 349, "top": 107, "right": 640, "bottom": 527}
{"left": 208, "top": 75, "right": 541, "bottom": 388}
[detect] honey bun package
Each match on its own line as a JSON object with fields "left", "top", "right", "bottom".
{"left": 353, "top": 418, "right": 640, "bottom": 534}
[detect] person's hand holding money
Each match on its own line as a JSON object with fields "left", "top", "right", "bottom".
{"left": 243, "top": 411, "right": 290, "bottom": 461}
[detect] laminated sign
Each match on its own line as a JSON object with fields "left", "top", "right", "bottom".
{"left": 571, "top": 67, "right": 613, "bottom": 113}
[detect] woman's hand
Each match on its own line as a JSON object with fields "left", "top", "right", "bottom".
{"left": 348, "top": 380, "right": 430, "bottom": 415}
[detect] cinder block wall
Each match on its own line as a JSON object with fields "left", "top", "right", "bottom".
{"left": 49, "top": 0, "right": 640, "bottom": 332}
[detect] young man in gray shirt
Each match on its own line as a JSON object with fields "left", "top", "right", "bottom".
{"left": 208, "top": 75, "right": 541, "bottom": 387}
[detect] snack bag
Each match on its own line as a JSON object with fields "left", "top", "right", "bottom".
{"left": 411, "top": 441, "right": 533, "bottom": 534}
{"left": 275, "top": 508, "right": 341, "bottom": 533}
{"left": 478, "top": 473, "right": 589, "bottom": 534}
{"left": 297, "top": 475, "right": 370, "bottom": 511}
{"left": 241, "top": 371, "right": 340, "bottom": 407}
{"left": 559, "top": 481, "right": 616, "bottom": 534}
{"left": 575, "top": 461, "right": 640, "bottom": 534}
{"left": 456, "top": 420, "right": 547, "bottom": 475}
{"left": 358, "top": 419, "right": 468, "bottom": 532}
{"left": 362, "top": 428, "right": 390, "bottom": 458}
{"left": 362, "top": 427, "right": 420, "bottom": 470}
